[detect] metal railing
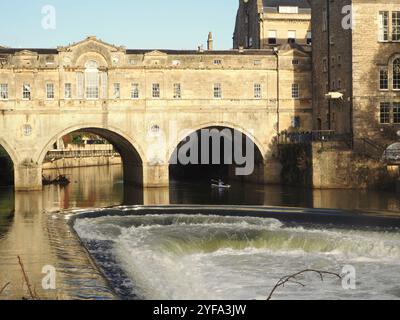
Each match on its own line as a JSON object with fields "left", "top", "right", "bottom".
{"left": 44, "top": 150, "right": 120, "bottom": 162}
{"left": 278, "top": 130, "right": 352, "bottom": 147}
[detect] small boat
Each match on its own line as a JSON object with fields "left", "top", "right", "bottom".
{"left": 211, "top": 179, "right": 231, "bottom": 189}
{"left": 42, "top": 174, "right": 70, "bottom": 186}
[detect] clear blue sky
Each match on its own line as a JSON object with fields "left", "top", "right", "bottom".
{"left": 0, "top": 0, "right": 238, "bottom": 50}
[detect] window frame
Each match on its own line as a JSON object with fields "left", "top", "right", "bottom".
{"left": 213, "top": 83, "right": 222, "bottom": 99}
{"left": 131, "top": 83, "right": 140, "bottom": 100}
{"left": 380, "top": 102, "right": 391, "bottom": 124}
{"left": 64, "top": 83, "right": 72, "bottom": 99}
{"left": 254, "top": 83, "right": 262, "bottom": 99}
{"left": 152, "top": 83, "right": 161, "bottom": 99}
{"left": 22, "top": 84, "right": 31, "bottom": 100}
{"left": 291, "top": 83, "right": 300, "bottom": 99}
{"left": 0, "top": 83, "right": 8, "bottom": 100}
{"left": 46, "top": 83, "right": 55, "bottom": 100}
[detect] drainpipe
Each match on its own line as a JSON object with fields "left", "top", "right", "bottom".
{"left": 273, "top": 47, "right": 280, "bottom": 137}
{"left": 327, "top": 0, "right": 332, "bottom": 130}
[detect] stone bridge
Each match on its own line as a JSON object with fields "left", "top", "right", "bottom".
{"left": 0, "top": 37, "right": 312, "bottom": 191}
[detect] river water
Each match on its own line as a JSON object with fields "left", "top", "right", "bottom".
{"left": 1, "top": 165, "right": 400, "bottom": 300}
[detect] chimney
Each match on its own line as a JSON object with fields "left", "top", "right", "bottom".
{"left": 207, "top": 32, "right": 213, "bottom": 51}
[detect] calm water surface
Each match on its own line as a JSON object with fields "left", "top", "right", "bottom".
{"left": 1, "top": 165, "right": 400, "bottom": 300}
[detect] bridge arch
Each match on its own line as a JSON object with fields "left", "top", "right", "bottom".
{"left": 168, "top": 122, "right": 268, "bottom": 184}
{"left": 0, "top": 137, "right": 19, "bottom": 165}
{"left": 167, "top": 121, "right": 268, "bottom": 162}
{"left": 38, "top": 125, "right": 145, "bottom": 186}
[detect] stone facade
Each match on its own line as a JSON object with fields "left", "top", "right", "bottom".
{"left": 309, "top": 0, "right": 400, "bottom": 148}
{"left": 234, "top": 0, "right": 312, "bottom": 49}
{"left": 0, "top": 36, "right": 312, "bottom": 190}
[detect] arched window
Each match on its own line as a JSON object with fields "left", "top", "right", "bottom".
{"left": 85, "top": 60, "right": 99, "bottom": 99}
{"left": 393, "top": 58, "right": 400, "bottom": 90}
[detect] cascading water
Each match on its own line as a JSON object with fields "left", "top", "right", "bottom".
{"left": 74, "top": 214, "right": 400, "bottom": 300}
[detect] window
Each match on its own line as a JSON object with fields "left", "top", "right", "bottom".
{"left": 113, "top": 83, "right": 121, "bottom": 99}
{"left": 323, "top": 58, "right": 328, "bottom": 72}
{"left": 248, "top": 37, "right": 253, "bottom": 47}
{"left": 379, "top": 11, "right": 389, "bottom": 41}
{"left": 213, "top": 59, "right": 222, "bottom": 66}
{"left": 131, "top": 83, "right": 139, "bottom": 99}
{"left": 393, "top": 58, "right": 400, "bottom": 89}
{"left": 46, "top": 83, "right": 55, "bottom": 100}
{"left": 288, "top": 30, "right": 296, "bottom": 43}
{"left": 338, "top": 80, "right": 342, "bottom": 90}
{"left": 85, "top": 61, "right": 99, "bottom": 99}
{"left": 152, "top": 83, "right": 160, "bottom": 98}
{"left": 380, "top": 68, "right": 389, "bottom": 90}
{"left": 76, "top": 73, "right": 84, "bottom": 99}
{"left": 268, "top": 30, "right": 277, "bottom": 45}
{"left": 380, "top": 102, "right": 391, "bottom": 124}
{"left": 394, "top": 103, "right": 400, "bottom": 124}
{"left": 214, "top": 83, "right": 222, "bottom": 99}
{"left": 292, "top": 59, "right": 299, "bottom": 65}
{"left": 0, "top": 84, "right": 8, "bottom": 100}
{"left": 322, "top": 8, "right": 328, "bottom": 32}
{"left": 173, "top": 83, "right": 181, "bottom": 99}
{"left": 291, "top": 84, "right": 299, "bottom": 99}
{"left": 392, "top": 12, "right": 400, "bottom": 41}
{"left": 292, "top": 116, "right": 301, "bottom": 128}
{"left": 101, "top": 72, "right": 108, "bottom": 99}
{"left": 22, "top": 84, "right": 31, "bottom": 100}
{"left": 64, "top": 83, "right": 72, "bottom": 99}
{"left": 307, "top": 31, "right": 312, "bottom": 45}
{"left": 254, "top": 83, "right": 262, "bottom": 99}
{"left": 337, "top": 55, "right": 342, "bottom": 67}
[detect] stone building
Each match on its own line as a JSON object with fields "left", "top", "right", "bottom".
{"left": 309, "top": 0, "right": 400, "bottom": 148}
{"left": 0, "top": 36, "right": 312, "bottom": 190}
{"left": 233, "top": 0, "right": 312, "bottom": 49}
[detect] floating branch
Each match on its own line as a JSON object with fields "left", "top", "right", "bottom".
{"left": 17, "top": 256, "right": 40, "bottom": 300}
{"left": 267, "top": 269, "right": 342, "bottom": 300}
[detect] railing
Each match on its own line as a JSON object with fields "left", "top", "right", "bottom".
{"left": 278, "top": 130, "right": 353, "bottom": 148}
{"left": 44, "top": 150, "right": 120, "bottom": 162}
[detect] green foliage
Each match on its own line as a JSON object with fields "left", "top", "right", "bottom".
{"left": 278, "top": 144, "right": 312, "bottom": 187}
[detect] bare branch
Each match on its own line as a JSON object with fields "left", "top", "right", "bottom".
{"left": 0, "top": 282, "right": 10, "bottom": 296}
{"left": 267, "top": 269, "right": 342, "bottom": 300}
{"left": 17, "top": 256, "right": 40, "bottom": 300}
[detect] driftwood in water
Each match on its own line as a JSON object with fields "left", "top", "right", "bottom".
{"left": 267, "top": 269, "right": 342, "bottom": 300}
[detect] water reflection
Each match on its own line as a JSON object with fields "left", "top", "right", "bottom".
{"left": 0, "top": 164, "right": 399, "bottom": 300}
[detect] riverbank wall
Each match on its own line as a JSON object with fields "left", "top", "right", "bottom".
{"left": 279, "top": 143, "right": 399, "bottom": 190}
{"left": 43, "top": 156, "right": 122, "bottom": 170}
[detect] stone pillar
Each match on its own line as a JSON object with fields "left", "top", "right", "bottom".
{"left": 14, "top": 163, "right": 42, "bottom": 191}
{"left": 143, "top": 164, "right": 169, "bottom": 188}
{"left": 263, "top": 158, "right": 283, "bottom": 185}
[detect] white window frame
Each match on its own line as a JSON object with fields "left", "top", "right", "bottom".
{"left": 378, "top": 11, "right": 389, "bottom": 42}
{"left": 46, "top": 83, "right": 55, "bottom": 100}
{"left": 0, "top": 84, "right": 8, "bottom": 100}
{"left": 213, "top": 83, "right": 222, "bottom": 99}
{"left": 152, "top": 83, "right": 160, "bottom": 99}
{"left": 113, "top": 83, "right": 121, "bottom": 99}
{"left": 254, "top": 83, "right": 262, "bottom": 99}
{"left": 131, "top": 83, "right": 139, "bottom": 99}
{"left": 22, "top": 84, "right": 31, "bottom": 100}
{"left": 173, "top": 83, "right": 181, "bottom": 99}
{"left": 64, "top": 83, "right": 72, "bottom": 99}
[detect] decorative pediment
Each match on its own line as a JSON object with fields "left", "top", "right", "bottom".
{"left": 144, "top": 50, "right": 168, "bottom": 57}
{"left": 58, "top": 36, "right": 125, "bottom": 53}
{"left": 14, "top": 50, "right": 39, "bottom": 57}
